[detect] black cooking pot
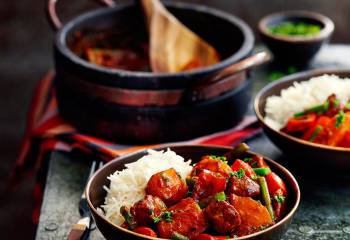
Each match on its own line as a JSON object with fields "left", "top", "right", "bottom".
{"left": 48, "top": 0, "right": 262, "bottom": 143}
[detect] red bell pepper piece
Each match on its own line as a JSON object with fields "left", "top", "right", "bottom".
{"left": 283, "top": 113, "right": 317, "bottom": 133}
{"left": 339, "top": 130, "right": 350, "bottom": 147}
{"left": 265, "top": 172, "right": 287, "bottom": 219}
{"left": 191, "top": 233, "right": 227, "bottom": 240}
{"left": 133, "top": 226, "right": 157, "bottom": 237}
{"left": 250, "top": 155, "right": 269, "bottom": 168}
{"left": 302, "top": 116, "right": 331, "bottom": 143}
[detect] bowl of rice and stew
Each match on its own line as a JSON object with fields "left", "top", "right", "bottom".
{"left": 86, "top": 144, "right": 300, "bottom": 240}
{"left": 254, "top": 69, "right": 350, "bottom": 171}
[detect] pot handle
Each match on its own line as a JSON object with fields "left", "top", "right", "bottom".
{"left": 210, "top": 51, "right": 271, "bottom": 83}
{"left": 183, "top": 51, "right": 271, "bottom": 103}
{"left": 46, "top": 0, "right": 116, "bottom": 30}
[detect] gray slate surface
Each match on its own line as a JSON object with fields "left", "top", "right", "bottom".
{"left": 36, "top": 45, "right": 350, "bottom": 239}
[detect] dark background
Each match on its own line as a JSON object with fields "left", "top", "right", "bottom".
{"left": 0, "top": 0, "right": 348, "bottom": 239}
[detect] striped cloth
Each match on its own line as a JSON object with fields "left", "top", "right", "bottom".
{"left": 12, "top": 71, "right": 261, "bottom": 222}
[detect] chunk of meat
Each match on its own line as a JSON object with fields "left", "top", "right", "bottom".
{"left": 192, "top": 170, "right": 227, "bottom": 200}
{"left": 157, "top": 198, "right": 208, "bottom": 239}
{"left": 130, "top": 195, "right": 166, "bottom": 226}
{"left": 146, "top": 168, "right": 188, "bottom": 206}
{"left": 191, "top": 156, "right": 232, "bottom": 177}
{"left": 229, "top": 194, "right": 273, "bottom": 236}
{"left": 205, "top": 200, "right": 241, "bottom": 234}
{"left": 227, "top": 175, "right": 260, "bottom": 197}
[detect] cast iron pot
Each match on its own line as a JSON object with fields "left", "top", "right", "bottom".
{"left": 48, "top": 0, "right": 259, "bottom": 143}
{"left": 86, "top": 145, "right": 300, "bottom": 240}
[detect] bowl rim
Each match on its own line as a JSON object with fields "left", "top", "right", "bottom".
{"left": 258, "top": 10, "right": 334, "bottom": 43}
{"left": 85, "top": 144, "right": 301, "bottom": 240}
{"left": 55, "top": 1, "right": 254, "bottom": 79}
{"left": 254, "top": 68, "right": 350, "bottom": 153}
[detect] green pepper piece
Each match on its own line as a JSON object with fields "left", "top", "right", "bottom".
{"left": 309, "top": 125, "right": 323, "bottom": 142}
{"left": 171, "top": 232, "right": 189, "bottom": 240}
{"left": 253, "top": 167, "right": 271, "bottom": 176}
{"left": 258, "top": 176, "right": 275, "bottom": 220}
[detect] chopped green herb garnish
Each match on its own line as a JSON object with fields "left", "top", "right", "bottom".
{"left": 251, "top": 161, "right": 258, "bottom": 168}
{"left": 120, "top": 206, "right": 137, "bottom": 230}
{"left": 153, "top": 211, "right": 173, "bottom": 223}
{"left": 274, "top": 194, "right": 286, "bottom": 204}
{"left": 230, "top": 168, "right": 245, "bottom": 178}
{"left": 345, "top": 103, "right": 350, "bottom": 110}
{"left": 334, "top": 99, "right": 340, "bottom": 108}
{"left": 309, "top": 125, "right": 323, "bottom": 142}
{"left": 215, "top": 191, "right": 226, "bottom": 201}
{"left": 209, "top": 155, "right": 227, "bottom": 163}
{"left": 251, "top": 174, "right": 258, "bottom": 180}
{"left": 335, "top": 110, "right": 345, "bottom": 128}
{"left": 269, "top": 22, "right": 321, "bottom": 36}
{"left": 253, "top": 167, "right": 271, "bottom": 176}
{"left": 243, "top": 157, "right": 252, "bottom": 163}
{"left": 152, "top": 216, "right": 162, "bottom": 223}
{"left": 268, "top": 66, "right": 297, "bottom": 81}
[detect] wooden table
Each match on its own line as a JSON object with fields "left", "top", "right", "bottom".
{"left": 35, "top": 45, "right": 350, "bottom": 240}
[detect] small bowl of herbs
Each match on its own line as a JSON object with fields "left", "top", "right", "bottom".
{"left": 259, "top": 11, "right": 334, "bottom": 66}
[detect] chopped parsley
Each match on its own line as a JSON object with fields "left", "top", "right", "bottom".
{"left": 153, "top": 211, "right": 173, "bottom": 223}
{"left": 345, "top": 103, "right": 350, "bottom": 110}
{"left": 268, "top": 66, "right": 297, "bottom": 81}
{"left": 251, "top": 161, "right": 258, "bottom": 168}
{"left": 268, "top": 22, "right": 321, "bottom": 36}
{"left": 215, "top": 192, "right": 226, "bottom": 201}
{"left": 243, "top": 157, "right": 252, "bottom": 163}
{"left": 335, "top": 110, "right": 345, "bottom": 128}
{"left": 209, "top": 155, "right": 227, "bottom": 164}
{"left": 333, "top": 98, "right": 340, "bottom": 108}
{"left": 274, "top": 194, "right": 286, "bottom": 204}
{"left": 230, "top": 168, "right": 245, "bottom": 178}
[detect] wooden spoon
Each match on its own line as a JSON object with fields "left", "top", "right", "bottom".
{"left": 140, "top": 0, "right": 220, "bottom": 73}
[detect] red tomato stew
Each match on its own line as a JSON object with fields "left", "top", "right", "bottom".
{"left": 118, "top": 144, "right": 288, "bottom": 239}
{"left": 282, "top": 94, "right": 350, "bottom": 148}
{"left": 68, "top": 29, "right": 220, "bottom": 72}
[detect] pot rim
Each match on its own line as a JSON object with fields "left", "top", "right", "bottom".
{"left": 55, "top": 1, "right": 254, "bottom": 79}
{"left": 86, "top": 144, "right": 300, "bottom": 240}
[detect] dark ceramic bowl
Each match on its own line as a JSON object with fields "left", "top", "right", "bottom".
{"left": 258, "top": 11, "right": 334, "bottom": 66}
{"left": 86, "top": 145, "right": 300, "bottom": 240}
{"left": 52, "top": 2, "right": 256, "bottom": 143}
{"left": 254, "top": 69, "right": 350, "bottom": 172}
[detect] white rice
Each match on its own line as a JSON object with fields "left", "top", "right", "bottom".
{"left": 100, "top": 149, "right": 193, "bottom": 225}
{"left": 264, "top": 74, "right": 350, "bottom": 130}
